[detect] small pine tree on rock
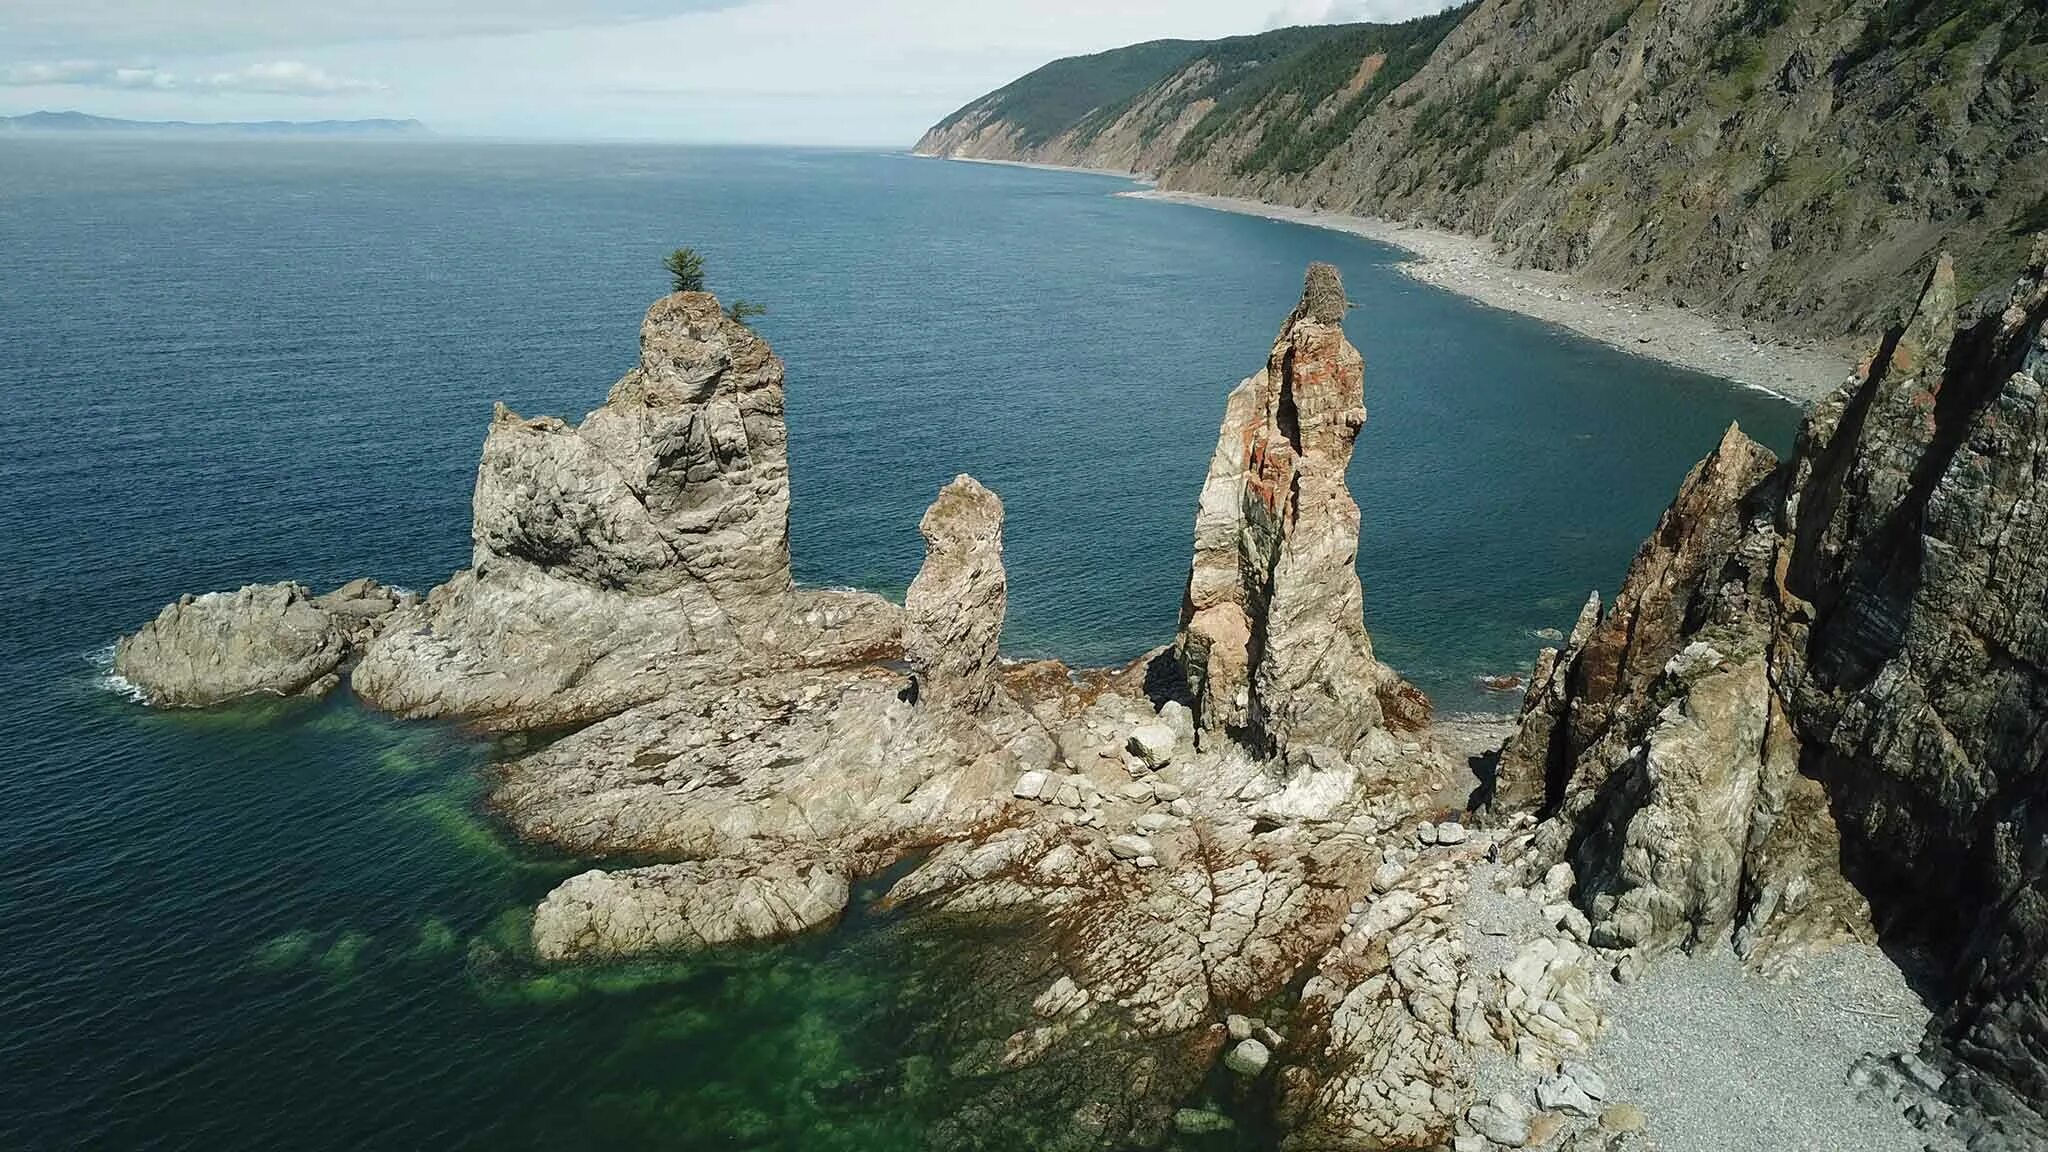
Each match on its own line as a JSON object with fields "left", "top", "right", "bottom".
{"left": 664, "top": 247, "right": 706, "bottom": 294}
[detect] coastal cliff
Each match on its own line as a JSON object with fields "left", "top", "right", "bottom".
{"left": 1498, "top": 239, "right": 2048, "bottom": 1143}
{"left": 917, "top": 0, "right": 2047, "bottom": 350}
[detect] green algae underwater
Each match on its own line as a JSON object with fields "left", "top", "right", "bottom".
{"left": 22, "top": 683, "right": 1262, "bottom": 1150}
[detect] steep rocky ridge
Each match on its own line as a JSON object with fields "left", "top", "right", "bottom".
{"left": 1497, "top": 239, "right": 2048, "bottom": 1141}
{"left": 918, "top": 0, "right": 2047, "bottom": 349}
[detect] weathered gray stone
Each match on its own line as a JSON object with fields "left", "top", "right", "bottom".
{"left": 531, "top": 859, "right": 849, "bottom": 961}
{"left": 1224, "top": 1037, "right": 1270, "bottom": 1076}
{"left": 349, "top": 292, "right": 900, "bottom": 729}
{"left": 113, "top": 579, "right": 404, "bottom": 706}
{"left": 905, "top": 474, "right": 1006, "bottom": 713}
{"left": 1126, "top": 722, "right": 1177, "bottom": 769}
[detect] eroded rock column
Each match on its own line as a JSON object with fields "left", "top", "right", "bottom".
{"left": 1177, "top": 262, "right": 1417, "bottom": 757}
{"left": 905, "top": 474, "right": 1006, "bottom": 713}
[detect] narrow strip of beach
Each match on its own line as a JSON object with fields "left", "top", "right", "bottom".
{"left": 1124, "top": 189, "right": 1854, "bottom": 404}
{"left": 912, "top": 155, "right": 1853, "bottom": 403}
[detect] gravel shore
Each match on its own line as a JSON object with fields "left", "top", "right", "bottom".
{"left": 1122, "top": 189, "right": 1856, "bottom": 405}
{"left": 1594, "top": 944, "right": 1944, "bottom": 1152}
{"left": 1457, "top": 848, "right": 1943, "bottom": 1152}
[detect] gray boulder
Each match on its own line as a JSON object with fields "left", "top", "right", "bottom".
{"left": 112, "top": 579, "right": 403, "bottom": 707}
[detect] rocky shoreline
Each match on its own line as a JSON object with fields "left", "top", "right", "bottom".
{"left": 110, "top": 247, "right": 2048, "bottom": 1150}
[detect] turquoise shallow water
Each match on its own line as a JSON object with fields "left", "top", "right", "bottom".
{"left": 0, "top": 140, "right": 1799, "bottom": 1149}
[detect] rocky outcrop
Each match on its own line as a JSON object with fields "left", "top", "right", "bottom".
{"left": 494, "top": 476, "right": 1049, "bottom": 963}
{"left": 118, "top": 293, "right": 897, "bottom": 729}
{"left": 905, "top": 474, "right": 1006, "bottom": 712}
{"left": 112, "top": 578, "right": 407, "bottom": 706}
{"left": 352, "top": 293, "right": 900, "bottom": 728}
{"left": 532, "top": 860, "right": 850, "bottom": 963}
{"left": 1176, "top": 263, "right": 1426, "bottom": 757}
{"left": 100, "top": 291, "right": 887, "bottom": 730}
{"left": 1503, "top": 241, "right": 2048, "bottom": 1134}
{"left": 115, "top": 266, "right": 1672, "bottom": 1147}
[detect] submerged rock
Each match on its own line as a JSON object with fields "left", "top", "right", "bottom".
{"left": 112, "top": 579, "right": 406, "bottom": 706}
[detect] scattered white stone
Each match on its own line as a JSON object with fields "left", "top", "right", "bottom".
{"left": 1224, "top": 1038, "right": 1270, "bottom": 1076}
{"left": 1012, "top": 770, "right": 1049, "bottom": 801}
{"left": 1108, "top": 833, "right": 1153, "bottom": 860}
{"left": 1563, "top": 1060, "right": 1608, "bottom": 1101}
{"left": 1541, "top": 861, "right": 1575, "bottom": 902}
{"left": 1151, "top": 780, "right": 1185, "bottom": 802}
{"left": 1133, "top": 855, "right": 1158, "bottom": 869}
{"left": 1158, "top": 700, "right": 1196, "bottom": 745}
{"left": 1372, "top": 861, "right": 1404, "bottom": 893}
{"left": 1537, "top": 1073, "right": 1599, "bottom": 1117}
{"left": 1135, "top": 811, "right": 1175, "bottom": 834}
{"left": 1417, "top": 821, "right": 1438, "bottom": 845}
{"left": 1227, "top": 1013, "right": 1254, "bottom": 1041}
{"left": 1467, "top": 1090, "right": 1532, "bottom": 1147}
{"left": 1126, "top": 722, "right": 1177, "bottom": 769}
{"left": 1436, "top": 821, "right": 1468, "bottom": 845}
{"left": 1117, "top": 780, "right": 1155, "bottom": 803}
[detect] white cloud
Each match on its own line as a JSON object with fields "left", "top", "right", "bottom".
{"left": 0, "top": 0, "right": 1468, "bottom": 142}
{"left": 1266, "top": 0, "right": 1461, "bottom": 28}
{"left": 0, "top": 1, "right": 747, "bottom": 58}
{"left": 0, "top": 60, "right": 382, "bottom": 96}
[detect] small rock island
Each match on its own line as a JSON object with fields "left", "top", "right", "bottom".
{"left": 114, "top": 247, "right": 2048, "bottom": 1150}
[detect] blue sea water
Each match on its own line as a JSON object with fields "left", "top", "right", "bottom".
{"left": 0, "top": 139, "right": 1799, "bottom": 1150}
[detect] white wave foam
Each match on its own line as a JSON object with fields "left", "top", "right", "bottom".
{"left": 84, "top": 642, "right": 145, "bottom": 703}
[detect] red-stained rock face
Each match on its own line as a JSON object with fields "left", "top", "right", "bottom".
{"left": 1176, "top": 262, "right": 1428, "bottom": 758}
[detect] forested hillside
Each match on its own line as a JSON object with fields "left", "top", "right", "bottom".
{"left": 919, "top": 0, "right": 2047, "bottom": 347}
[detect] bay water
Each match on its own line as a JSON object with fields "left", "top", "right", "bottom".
{"left": 0, "top": 140, "right": 1799, "bottom": 1149}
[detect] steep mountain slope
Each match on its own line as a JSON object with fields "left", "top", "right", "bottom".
{"left": 918, "top": 0, "right": 2047, "bottom": 349}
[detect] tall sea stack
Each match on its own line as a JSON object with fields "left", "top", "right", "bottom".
{"left": 1176, "top": 262, "right": 1426, "bottom": 758}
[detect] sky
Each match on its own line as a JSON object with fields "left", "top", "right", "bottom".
{"left": 0, "top": 0, "right": 1460, "bottom": 142}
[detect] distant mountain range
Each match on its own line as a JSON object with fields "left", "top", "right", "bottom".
{"left": 0, "top": 111, "right": 428, "bottom": 137}
{"left": 919, "top": 0, "right": 2047, "bottom": 348}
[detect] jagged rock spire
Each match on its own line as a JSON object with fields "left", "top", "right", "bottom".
{"left": 1176, "top": 262, "right": 1390, "bottom": 756}
{"left": 904, "top": 474, "right": 1007, "bottom": 712}
{"left": 349, "top": 291, "right": 901, "bottom": 728}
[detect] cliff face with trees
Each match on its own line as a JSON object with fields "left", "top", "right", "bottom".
{"left": 918, "top": 0, "right": 2047, "bottom": 348}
